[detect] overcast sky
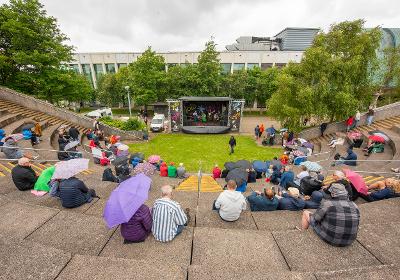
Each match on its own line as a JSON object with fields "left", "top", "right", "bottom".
{"left": 2, "top": 0, "right": 399, "bottom": 52}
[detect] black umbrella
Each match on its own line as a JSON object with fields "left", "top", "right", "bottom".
{"left": 225, "top": 168, "right": 248, "bottom": 187}
{"left": 224, "top": 161, "right": 237, "bottom": 171}
{"left": 270, "top": 160, "right": 282, "bottom": 170}
{"left": 112, "top": 156, "right": 128, "bottom": 166}
{"left": 235, "top": 160, "right": 252, "bottom": 170}
{"left": 21, "top": 123, "right": 35, "bottom": 131}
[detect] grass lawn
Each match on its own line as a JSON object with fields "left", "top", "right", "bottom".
{"left": 128, "top": 134, "right": 282, "bottom": 172}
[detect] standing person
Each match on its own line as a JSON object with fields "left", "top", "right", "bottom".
{"left": 229, "top": 136, "right": 236, "bottom": 155}
{"left": 259, "top": 124, "right": 265, "bottom": 138}
{"left": 93, "top": 118, "right": 100, "bottom": 131}
{"left": 254, "top": 125, "right": 260, "bottom": 140}
{"left": 320, "top": 123, "right": 328, "bottom": 137}
{"left": 266, "top": 125, "right": 276, "bottom": 146}
{"left": 301, "top": 184, "right": 360, "bottom": 247}
{"left": 355, "top": 110, "right": 361, "bottom": 127}
{"left": 366, "top": 107, "right": 375, "bottom": 126}
{"left": 152, "top": 185, "right": 188, "bottom": 242}
{"left": 68, "top": 126, "right": 80, "bottom": 142}
{"left": 346, "top": 116, "right": 354, "bottom": 132}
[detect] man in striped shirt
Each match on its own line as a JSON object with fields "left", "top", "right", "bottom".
{"left": 152, "top": 185, "right": 188, "bottom": 242}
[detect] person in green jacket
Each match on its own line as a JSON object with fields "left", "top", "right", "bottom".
{"left": 168, "top": 162, "right": 177, "bottom": 178}
{"left": 34, "top": 166, "right": 55, "bottom": 192}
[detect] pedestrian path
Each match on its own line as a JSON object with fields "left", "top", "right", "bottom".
{"left": 0, "top": 161, "right": 95, "bottom": 177}
{"left": 175, "top": 175, "right": 222, "bottom": 192}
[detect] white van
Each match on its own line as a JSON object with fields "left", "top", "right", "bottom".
{"left": 86, "top": 108, "right": 113, "bottom": 118}
{"left": 150, "top": 114, "right": 165, "bottom": 132}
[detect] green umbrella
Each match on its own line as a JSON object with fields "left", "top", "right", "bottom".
{"left": 34, "top": 166, "right": 55, "bottom": 192}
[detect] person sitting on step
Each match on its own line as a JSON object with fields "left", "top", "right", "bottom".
{"left": 247, "top": 187, "right": 278, "bottom": 211}
{"left": 11, "top": 157, "right": 38, "bottom": 191}
{"left": 213, "top": 180, "right": 247, "bottom": 222}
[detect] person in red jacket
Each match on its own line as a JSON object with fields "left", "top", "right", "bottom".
{"left": 160, "top": 162, "right": 168, "bottom": 177}
{"left": 346, "top": 116, "right": 354, "bottom": 132}
{"left": 212, "top": 164, "right": 221, "bottom": 179}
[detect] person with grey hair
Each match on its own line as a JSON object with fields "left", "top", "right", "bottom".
{"left": 213, "top": 180, "right": 247, "bottom": 221}
{"left": 301, "top": 183, "right": 360, "bottom": 247}
{"left": 11, "top": 157, "right": 38, "bottom": 191}
{"left": 324, "top": 170, "right": 354, "bottom": 201}
{"left": 152, "top": 185, "right": 188, "bottom": 242}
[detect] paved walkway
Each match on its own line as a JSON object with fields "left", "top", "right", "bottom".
{"left": 240, "top": 116, "right": 280, "bottom": 134}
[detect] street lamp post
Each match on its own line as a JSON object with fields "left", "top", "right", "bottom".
{"left": 124, "top": 85, "right": 132, "bottom": 118}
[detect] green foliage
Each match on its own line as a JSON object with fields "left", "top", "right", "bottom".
{"left": 267, "top": 19, "right": 382, "bottom": 131}
{"left": 0, "top": 0, "right": 92, "bottom": 102}
{"left": 196, "top": 40, "right": 222, "bottom": 96}
{"left": 99, "top": 116, "right": 146, "bottom": 131}
{"left": 96, "top": 72, "right": 124, "bottom": 106}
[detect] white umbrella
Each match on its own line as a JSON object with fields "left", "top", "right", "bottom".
{"left": 117, "top": 144, "right": 129, "bottom": 151}
{"left": 64, "top": 140, "right": 80, "bottom": 151}
{"left": 52, "top": 158, "right": 89, "bottom": 179}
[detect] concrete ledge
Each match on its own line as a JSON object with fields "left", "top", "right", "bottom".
{"left": 0, "top": 237, "right": 71, "bottom": 280}
{"left": 272, "top": 229, "right": 381, "bottom": 272}
{"left": 252, "top": 211, "right": 302, "bottom": 231}
{"left": 358, "top": 198, "right": 400, "bottom": 225}
{"left": 314, "top": 265, "right": 399, "bottom": 280}
{"left": 57, "top": 254, "right": 187, "bottom": 280}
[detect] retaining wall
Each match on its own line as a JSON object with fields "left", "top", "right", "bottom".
{"left": 0, "top": 87, "right": 143, "bottom": 141}
{"left": 299, "top": 102, "right": 400, "bottom": 139}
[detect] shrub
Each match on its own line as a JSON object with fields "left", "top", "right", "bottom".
{"left": 99, "top": 116, "right": 145, "bottom": 131}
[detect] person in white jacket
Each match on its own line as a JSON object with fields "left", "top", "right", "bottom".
{"left": 213, "top": 180, "right": 247, "bottom": 221}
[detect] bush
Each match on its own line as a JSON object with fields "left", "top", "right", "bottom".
{"left": 99, "top": 116, "right": 146, "bottom": 131}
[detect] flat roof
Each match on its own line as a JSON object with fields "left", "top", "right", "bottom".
{"left": 179, "top": 97, "right": 233, "bottom": 102}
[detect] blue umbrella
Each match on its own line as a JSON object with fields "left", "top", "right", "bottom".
{"left": 103, "top": 173, "right": 151, "bottom": 229}
{"left": 253, "top": 160, "right": 267, "bottom": 173}
{"left": 300, "top": 161, "right": 322, "bottom": 172}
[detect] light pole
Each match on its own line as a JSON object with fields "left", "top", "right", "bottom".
{"left": 124, "top": 85, "right": 132, "bottom": 118}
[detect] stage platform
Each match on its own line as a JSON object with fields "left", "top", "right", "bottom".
{"left": 181, "top": 126, "right": 231, "bottom": 134}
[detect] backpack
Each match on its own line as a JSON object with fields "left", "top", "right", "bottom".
{"left": 299, "top": 176, "right": 323, "bottom": 196}
{"left": 102, "top": 168, "right": 118, "bottom": 182}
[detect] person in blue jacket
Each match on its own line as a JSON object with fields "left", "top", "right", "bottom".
{"left": 333, "top": 148, "right": 357, "bottom": 166}
{"left": 279, "top": 166, "right": 294, "bottom": 190}
{"left": 304, "top": 191, "right": 323, "bottom": 209}
{"left": 270, "top": 165, "right": 281, "bottom": 185}
{"left": 247, "top": 188, "right": 278, "bottom": 211}
{"left": 278, "top": 187, "right": 305, "bottom": 211}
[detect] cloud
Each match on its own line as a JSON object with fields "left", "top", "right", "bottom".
{"left": 0, "top": 0, "right": 399, "bottom": 52}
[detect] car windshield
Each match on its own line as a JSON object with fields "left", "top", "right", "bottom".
{"left": 152, "top": 119, "right": 163, "bottom": 124}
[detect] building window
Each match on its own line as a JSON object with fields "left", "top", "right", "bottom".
{"left": 167, "top": 63, "right": 177, "bottom": 69}
{"left": 105, "top": 63, "right": 116, "bottom": 73}
{"left": 117, "top": 63, "right": 127, "bottom": 69}
{"left": 93, "top": 64, "right": 104, "bottom": 81}
{"left": 233, "top": 63, "right": 245, "bottom": 72}
{"left": 261, "top": 63, "right": 273, "bottom": 70}
{"left": 68, "top": 64, "right": 80, "bottom": 73}
{"left": 275, "top": 63, "right": 287, "bottom": 68}
{"left": 81, "top": 64, "right": 94, "bottom": 87}
{"left": 247, "top": 63, "right": 259, "bottom": 70}
{"left": 220, "top": 63, "right": 232, "bottom": 74}
{"left": 180, "top": 63, "right": 190, "bottom": 68}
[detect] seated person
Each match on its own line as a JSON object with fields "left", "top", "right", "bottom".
{"left": 323, "top": 170, "right": 354, "bottom": 200}
{"left": 293, "top": 165, "right": 309, "bottom": 187}
{"left": 58, "top": 177, "right": 97, "bottom": 208}
{"left": 332, "top": 148, "right": 357, "bottom": 166}
{"left": 213, "top": 180, "right": 247, "bottom": 221}
{"left": 212, "top": 164, "right": 221, "bottom": 179}
{"left": 304, "top": 191, "right": 323, "bottom": 209}
{"left": 247, "top": 168, "right": 257, "bottom": 183}
{"left": 364, "top": 178, "right": 400, "bottom": 202}
{"left": 160, "top": 162, "right": 168, "bottom": 177}
{"left": 328, "top": 135, "right": 345, "bottom": 148}
{"left": 301, "top": 184, "right": 360, "bottom": 247}
{"left": 364, "top": 142, "right": 384, "bottom": 156}
{"left": 247, "top": 188, "right": 278, "bottom": 211}
{"left": 279, "top": 166, "right": 295, "bottom": 190}
{"left": 152, "top": 185, "right": 188, "bottom": 242}
{"left": 278, "top": 187, "right": 305, "bottom": 211}
{"left": 121, "top": 204, "right": 152, "bottom": 243}
{"left": 11, "top": 157, "right": 38, "bottom": 191}
{"left": 269, "top": 165, "right": 282, "bottom": 185}
{"left": 167, "top": 162, "right": 177, "bottom": 178}
{"left": 177, "top": 163, "right": 186, "bottom": 179}
{"left": 298, "top": 176, "right": 323, "bottom": 196}
{"left": 2, "top": 138, "right": 23, "bottom": 159}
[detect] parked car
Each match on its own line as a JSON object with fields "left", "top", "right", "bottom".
{"left": 150, "top": 114, "right": 165, "bottom": 132}
{"left": 86, "top": 108, "right": 113, "bottom": 118}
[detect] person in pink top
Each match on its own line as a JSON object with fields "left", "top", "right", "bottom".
{"left": 212, "top": 164, "right": 221, "bottom": 179}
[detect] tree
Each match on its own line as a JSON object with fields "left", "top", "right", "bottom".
{"left": 196, "top": 40, "right": 222, "bottom": 96}
{"left": 164, "top": 64, "right": 201, "bottom": 99}
{"left": 0, "top": 0, "right": 75, "bottom": 100}
{"left": 121, "top": 47, "right": 166, "bottom": 107}
{"left": 267, "top": 19, "right": 382, "bottom": 130}
{"left": 96, "top": 72, "right": 124, "bottom": 107}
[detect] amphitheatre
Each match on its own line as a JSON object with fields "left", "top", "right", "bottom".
{"left": 0, "top": 86, "right": 400, "bottom": 279}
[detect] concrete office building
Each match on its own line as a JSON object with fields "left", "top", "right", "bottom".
{"left": 68, "top": 27, "right": 400, "bottom": 88}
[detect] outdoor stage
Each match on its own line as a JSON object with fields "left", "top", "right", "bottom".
{"left": 167, "top": 97, "right": 245, "bottom": 134}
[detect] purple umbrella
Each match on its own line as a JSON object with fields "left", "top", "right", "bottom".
{"left": 103, "top": 173, "right": 152, "bottom": 229}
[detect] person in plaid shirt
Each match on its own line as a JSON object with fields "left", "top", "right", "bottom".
{"left": 301, "top": 183, "right": 360, "bottom": 247}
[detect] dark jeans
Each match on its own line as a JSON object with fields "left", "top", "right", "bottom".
{"left": 176, "top": 225, "right": 185, "bottom": 236}
{"left": 229, "top": 145, "right": 234, "bottom": 154}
